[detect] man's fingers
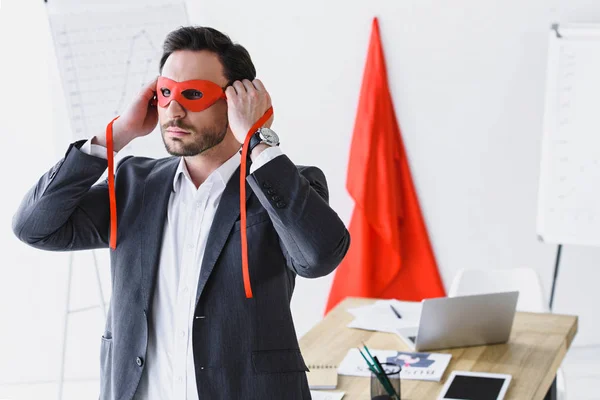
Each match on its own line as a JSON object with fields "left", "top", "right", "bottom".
{"left": 252, "top": 79, "right": 266, "bottom": 92}
{"left": 141, "top": 77, "right": 159, "bottom": 101}
{"left": 252, "top": 79, "right": 270, "bottom": 108}
{"left": 225, "top": 86, "right": 236, "bottom": 99}
{"left": 228, "top": 79, "right": 270, "bottom": 112}
{"left": 232, "top": 80, "right": 246, "bottom": 95}
{"left": 242, "top": 79, "right": 256, "bottom": 94}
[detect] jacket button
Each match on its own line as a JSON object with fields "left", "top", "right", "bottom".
{"left": 136, "top": 357, "right": 144, "bottom": 367}
{"left": 267, "top": 188, "right": 276, "bottom": 195}
{"left": 272, "top": 195, "right": 282, "bottom": 202}
{"left": 262, "top": 181, "right": 272, "bottom": 189}
{"left": 276, "top": 201, "right": 287, "bottom": 209}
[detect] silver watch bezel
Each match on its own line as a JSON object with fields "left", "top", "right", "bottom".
{"left": 257, "top": 127, "right": 280, "bottom": 146}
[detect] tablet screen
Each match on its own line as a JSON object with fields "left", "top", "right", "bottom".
{"left": 442, "top": 375, "right": 506, "bottom": 400}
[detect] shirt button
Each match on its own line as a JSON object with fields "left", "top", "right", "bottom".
{"left": 183, "top": 287, "right": 189, "bottom": 294}
{"left": 180, "top": 330, "right": 186, "bottom": 338}
{"left": 187, "top": 244, "right": 194, "bottom": 251}
{"left": 178, "top": 376, "right": 183, "bottom": 383}
{"left": 136, "top": 357, "right": 144, "bottom": 367}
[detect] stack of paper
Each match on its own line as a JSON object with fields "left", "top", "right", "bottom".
{"left": 337, "top": 348, "right": 452, "bottom": 382}
{"left": 309, "top": 391, "right": 345, "bottom": 400}
{"left": 347, "top": 299, "right": 421, "bottom": 333}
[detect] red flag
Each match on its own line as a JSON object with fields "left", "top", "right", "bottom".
{"left": 325, "top": 17, "right": 446, "bottom": 314}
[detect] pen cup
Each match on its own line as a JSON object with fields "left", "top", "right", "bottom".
{"left": 370, "top": 362, "right": 401, "bottom": 400}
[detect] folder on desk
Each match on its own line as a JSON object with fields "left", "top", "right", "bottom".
{"left": 307, "top": 364, "right": 338, "bottom": 389}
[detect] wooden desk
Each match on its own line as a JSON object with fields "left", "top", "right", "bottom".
{"left": 300, "top": 297, "right": 578, "bottom": 400}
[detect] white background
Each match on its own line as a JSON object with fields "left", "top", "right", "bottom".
{"left": 1, "top": 0, "right": 599, "bottom": 398}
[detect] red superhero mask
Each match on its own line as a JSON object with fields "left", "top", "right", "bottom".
{"left": 156, "top": 76, "right": 226, "bottom": 111}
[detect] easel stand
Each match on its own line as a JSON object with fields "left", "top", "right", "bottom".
{"left": 57, "top": 250, "right": 108, "bottom": 400}
{"left": 549, "top": 244, "right": 562, "bottom": 311}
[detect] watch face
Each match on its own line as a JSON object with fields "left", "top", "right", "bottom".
{"left": 259, "top": 128, "right": 279, "bottom": 146}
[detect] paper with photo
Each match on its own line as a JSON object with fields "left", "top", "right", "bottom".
{"left": 338, "top": 348, "right": 451, "bottom": 382}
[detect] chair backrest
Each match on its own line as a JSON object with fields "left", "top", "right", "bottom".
{"left": 448, "top": 268, "right": 548, "bottom": 313}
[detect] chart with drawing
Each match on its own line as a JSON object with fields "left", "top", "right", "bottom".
{"left": 47, "top": 3, "right": 188, "bottom": 148}
{"left": 538, "top": 25, "right": 600, "bottom": 246}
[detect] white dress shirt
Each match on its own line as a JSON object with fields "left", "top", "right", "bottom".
{"left": 80, "top": 138, "right": 282, "bottom": 399}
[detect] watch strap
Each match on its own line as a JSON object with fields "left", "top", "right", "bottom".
{"left": 248, "top": 129, "right": 263, "bottom": 153}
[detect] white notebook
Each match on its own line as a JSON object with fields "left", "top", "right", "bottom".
{"left": 306, "top": 364, "right": 338, "bottom": 389}
{"left": 310, "top": 391, "right": 345, "bottom": 400}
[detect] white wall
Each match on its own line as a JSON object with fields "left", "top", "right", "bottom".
{"left": 1, "top": 0, "right": 600, "bottom": 397}
{"left": 188, "top": 0, "right": 600, "bottom": 346}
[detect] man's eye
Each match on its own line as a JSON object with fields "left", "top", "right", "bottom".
{"left": 182, "top": 89, "right": 203, "bottom": 100}
{"left": 160, "top": 88, "right": 171, "bottom": 97}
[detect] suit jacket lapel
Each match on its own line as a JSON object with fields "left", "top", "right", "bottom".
{"left": 140, "top": 157, "right": 179, "bottom": 312}
{"left": 196, "top": 164, "right": 252, "bottom": 305}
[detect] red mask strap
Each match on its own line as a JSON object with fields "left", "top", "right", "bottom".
{"left": 106, "top": 116, "right": 119, "bottom": 250}
{"left": 240, "top": 106, "right": 274, "bottom": 298}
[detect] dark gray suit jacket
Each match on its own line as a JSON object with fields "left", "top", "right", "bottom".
{"left": 12, "top": 140, "right": 350, "bottom": 400}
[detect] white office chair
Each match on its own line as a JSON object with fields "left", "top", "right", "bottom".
{"left": 448, "top": 267, "right": 567, "bottom": 400}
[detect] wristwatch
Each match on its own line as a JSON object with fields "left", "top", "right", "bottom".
{"left": 248, "top": 127, "right": 280, "bottom": 153}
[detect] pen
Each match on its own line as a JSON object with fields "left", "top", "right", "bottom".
{"left": 362, "top": 342, "right": 380, "bottom": 372}
{"left": 359, "top": 348, "right": 396, "bottom": 399}
{"left": 373, "top": 355, "right": 400, "bottom": 400}
{"left": 390, "top": 305, "right": 402, "bottom": 319}
{"left": 357, "top": 347, "right": 378, "bottom": 375}
{"left": 362, "top": 343, "right": 399, "bottom": 399}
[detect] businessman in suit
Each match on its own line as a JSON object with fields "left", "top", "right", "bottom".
{"left": 12, "top": 26, "right": 350, "bottom": 400}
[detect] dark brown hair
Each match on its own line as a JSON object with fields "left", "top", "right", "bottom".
{"left": 159, "top": 26, "right": 256, "bottom": 85}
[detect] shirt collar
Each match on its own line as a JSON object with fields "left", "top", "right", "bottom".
{"left": 172, "top": 151, "right": 241, "bottom": 192}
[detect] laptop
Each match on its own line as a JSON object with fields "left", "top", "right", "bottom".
{"left": 395, "top": 291, "right": 519, "bottom": 352}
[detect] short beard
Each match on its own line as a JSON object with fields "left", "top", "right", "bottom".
{"left": 161, "top": 120, "right": 228, "bottom": 157}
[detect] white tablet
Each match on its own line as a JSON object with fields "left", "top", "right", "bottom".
{"left": 437, "top": 370, "right": 512, "bottom": 400}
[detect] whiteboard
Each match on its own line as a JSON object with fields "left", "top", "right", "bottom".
{"left": 46, "top": 1, "right": 189, "bottom": 160}
{"left": 537, "top": 24, "right": 600, "bottom": 246}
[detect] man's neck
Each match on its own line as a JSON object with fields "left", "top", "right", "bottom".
{"left": 183, "top": 138, "right": 240, "bottom": 189}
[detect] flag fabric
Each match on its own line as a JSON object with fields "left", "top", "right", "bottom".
{"left": 325, "top": 17, "right": 446, "bottom": 314}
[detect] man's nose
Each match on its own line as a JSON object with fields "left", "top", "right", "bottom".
{"left": 165, "top": 99, "right": 186, "bottom": 119}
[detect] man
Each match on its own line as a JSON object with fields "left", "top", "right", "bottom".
{"left": 12, "top": 26, "right": 350, "bottom": 400}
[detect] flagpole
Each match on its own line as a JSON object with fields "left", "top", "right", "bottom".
{"left": 548, "top": 244, "right": 562, "bottom": 311}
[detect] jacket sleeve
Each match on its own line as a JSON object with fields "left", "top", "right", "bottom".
{"left": 12, "top": 140, "right": 129, "bottom": 251}
{"left": 247, "top": 155, "right": 350, "bottom": 278}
